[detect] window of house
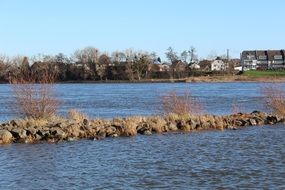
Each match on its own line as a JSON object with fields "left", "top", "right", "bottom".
{"left": 246, "top": 55, "right": 255, "bottom": 60}
{"left": 274, "top": 55, "right": 283, "bottom": 60}
{"left": 258, "top": 55, "right": 267, "bottom": 60}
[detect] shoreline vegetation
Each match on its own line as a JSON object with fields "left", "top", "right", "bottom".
{"left": 1, "top": 46, "right": 285, "bottom": 85}
{"left": 2, "top": 75, "right": 285, "bottom": 84}
{"left": 0, "top": 111, "right": 284, "bottom": 144}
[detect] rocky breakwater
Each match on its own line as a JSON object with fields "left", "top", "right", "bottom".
{"left": 0, "top": 111, "right": 284, "bottom": 144}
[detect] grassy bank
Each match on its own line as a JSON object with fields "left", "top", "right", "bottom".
{"left": 243, "top": 70, "right": 285, "bottom": 77}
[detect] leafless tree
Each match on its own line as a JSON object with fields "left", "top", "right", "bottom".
{"left": 97, "top": 54, "right": 111, "bottom": 80}
{"left": 180, "top": 50, "right": 189, "bottom": 63}
{"left": 165, "top": 47, "right": 178, "bottom": 64}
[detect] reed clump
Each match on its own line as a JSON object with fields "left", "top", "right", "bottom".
{"left": 262, "top": 84, "right": 285, "bottom": 116}
{"left": 161, "top": 90, "right": 202, "bottom": 116}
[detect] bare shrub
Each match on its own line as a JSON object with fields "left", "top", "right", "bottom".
{"left": 161, "top": 90, "right": 202, "bottom": 115}
{"left": 231, "top": 99, "right": 245, "bottom": 114}
{"left": 10, "top": 72, "right": 60, "bottom": 119}
{"left": 68, "top": 109, "right": 88, "bottom": 121}
{"left": 262, "top": 84, "right": 285, "bottom": 116}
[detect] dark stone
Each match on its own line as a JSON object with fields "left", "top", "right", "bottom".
{"left": 34, "top": 134, "right": 42, "bottom": 141}
{"left": 10, "top": 128, "right": 27, "bottom": 139}
{"left": 252, "top": 117, "right": 264, "bottom": 125}
{"left": 97, "top": 129, "right": 106, "bottom": 138}
{"left": 266, "top": 115, "right": 278, "bottom": 124}
{"left": 105, "top": 126, "right": 116, "bottom": 137}
{"left": 83, "top": 119, "right": 89, "bottom": 126}
{"left": 234, "top": 119, "right": 247, "bottom": 126}
{"left": 9, "top": 120, "right": 22, "bottom": 127}
{"left": 36, "top": 130, "right": 50, "bottom": 139}
{"left": 249, "top": 119, "right": 257, "bottom": 126}
{"left": 137, "top": 123, "right": 150, "bottom": 134}
{"left": 177, "top": 120, "right": 186, "bottom": 130}
{"left": 26, "top": 127, "right": 37, "bottom": 136}
{"left": 251, "top": 110, "right": 261, "bottom": 114}
{"left": 50, "top": 127, "right": 66, "bottom": 139}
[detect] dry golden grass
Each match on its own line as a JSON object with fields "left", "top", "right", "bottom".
{"left": 146, "top": 116, "right": 167, "bottom": 133}
{"left": 262, "top": 84, "right": 285, "bottom": 116}
{"left": 18, "top": 115, "right": 64, "bottom": 127}
{"left": 122, "top": 118, "right": 138, "bottom": 136}
{"left": 161, "top": 90, "right": 202, "bottom": 116}
{"left": 120, "top": 116, "right": 146, "bottom": 136}
{"left": 68, "top": 109, "right": 88, "bottom": 122}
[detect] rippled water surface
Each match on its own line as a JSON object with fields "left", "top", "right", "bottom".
{"left": 1, "top": 125, "right": 285, "bottom": 189}
{"left": 0, "top": 82, "right": 279, "bottom": 121}
{"left": 1, "top": 83, "right": 285, "bottom": 189}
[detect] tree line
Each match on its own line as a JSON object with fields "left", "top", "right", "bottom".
{"left": 0, "top": 46, "right": 229, "bottom": 82}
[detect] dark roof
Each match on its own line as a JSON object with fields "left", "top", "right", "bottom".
{"left": 267, "top": 50, "right": 282, "bottom": 60}
{"left": 241, "top": 50, "right": 285, "bottom": 60}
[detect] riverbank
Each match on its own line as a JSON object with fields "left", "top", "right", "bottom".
{"left": 49, "top": 76, "right": 285, "bottom": 83}
{"left": 2, "top": 75, "right": 285, "bottom": 84}
{"left": 186, "top": 75, "right": 285, "bottom": 83}
{"left": 0, "top": 111, "right": 283, "bottom": 144}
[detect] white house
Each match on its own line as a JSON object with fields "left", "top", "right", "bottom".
{"left": 211, "top": 57, "right": 227, "bottom": 71}
{"left": 189, "top": 63, "right": 200, "bottom": 70}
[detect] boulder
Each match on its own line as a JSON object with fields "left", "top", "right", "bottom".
{"left": 0, "top": 123, "right": 10, "bottom": 130}
{"left": 176, "top": 120, "right": 186, "bottom": 130}
{"left": 10, "top": 128, "right": 27, "bottom": 139}
{"left": 83, "top": 119, "right": 89, "bottom": 126}
{"left": 26, "top": 127, "right": 37, "bottom": 136}
{"left": 137, "top": 123, "right": 150, "bottom": 134}
{"left": 0, "top": 130, "right": 13, "bottom": 143}
{"left": 252, "top": 117, "right": 264, "bottom": 125}
{"left": 9, "top": 120, "right": 22, "bottom": 127}
{"left": 97, "top": 128, "right": 106, "bottom": 138}
{"left": 249, "top": 119, "right": 257, "bottom": 126}
{"left": 266, "top": 115, "right": 278, "bottom": 124}
{"left": 168, "top": 122, "right": 178, "bottom": 131}
{"left": 66, "top": 124, "right": 81, "bottom": 137}
{"left": 50, "top": 127, "right": 67, "bottom": 139}
{"left": 143, "top": 130, "right": 152, "bottom": 135}
{"left": 34, "top": 134, "right": 42, "bottom": 141}
{"left": 188, "top": 119, "right": 197, "bottom": 130}
{"left": 105, "top": 126, "right": 116, "bottom": 137}
{"left": 52, "top": 122, "right": 68, "bottom": 129}
{"left": 36, "top": 129, "right": 50, "bottom": 139}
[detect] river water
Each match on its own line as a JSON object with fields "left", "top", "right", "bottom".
{"left": 0, "top": 82, "right": 285, "bottom": 189}
{"left": 0, "top": 82, "right": 273, "bottom": 121}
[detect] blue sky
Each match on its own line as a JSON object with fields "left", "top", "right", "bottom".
{"left": 0, "top": 0, "right": 284, "bottom": 60}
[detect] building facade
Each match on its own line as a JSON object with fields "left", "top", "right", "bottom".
{"left": 241, "top": 50, "right": 285, "bottom": 70}
{"left": 211, "top": 57, "right": 227, "bottom": 71}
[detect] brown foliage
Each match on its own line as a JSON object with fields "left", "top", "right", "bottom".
{"left": 68, "top": 109, "right": 88, "bottom": 121}
{"left": 262, "top": 84, "right": 285, "bottom": 116}
{"left": 9, "top": 72, "right": 60, "bottom": 119}
{"left": 231, "top": 99, "right": 245, "bottom": 114}
{"left": 161, "top": 90, "right": 202, "bottom": 115}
